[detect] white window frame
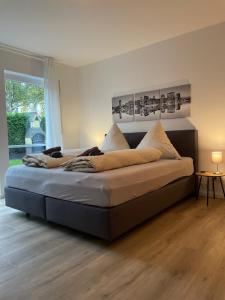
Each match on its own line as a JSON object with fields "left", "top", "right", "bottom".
{"left": 4, "top": 70, "right": 44, "bottom": 87}
{"left": 0, "top": 69, "right": 9, "bottom": 198}
{"left": 0, "top": 70, "right": 44, "bottom": 197}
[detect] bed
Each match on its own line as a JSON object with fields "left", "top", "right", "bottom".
{"left": 5, "top": 130, "right": 198, "bottom": 241}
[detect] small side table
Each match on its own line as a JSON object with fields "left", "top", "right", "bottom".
{"left": 196, "top": 172, "right": 225, "bottom": 206}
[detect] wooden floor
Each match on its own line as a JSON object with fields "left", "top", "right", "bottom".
{"left": 1, "top": 197, "right": 225, "bottom": 300}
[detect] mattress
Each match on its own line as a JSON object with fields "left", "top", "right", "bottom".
{"left": 5, "top": 158, "right": 193, "bottom": 207}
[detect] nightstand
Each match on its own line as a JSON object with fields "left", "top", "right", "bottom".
{"left": 196, "top": 172, "right": 225, "bottom": 206}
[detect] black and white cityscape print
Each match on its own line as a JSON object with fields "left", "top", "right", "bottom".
{"left": 135, "top": 89, "right": 160, "bottom": 121}
{"left": 159, "top": 84, "right": 191, "bottom": 119}
{"left": 112, "top": 94, "right": 134, "bottom": 123}
{"left": 112, "top": 84, "right": 191, "bottom": 123}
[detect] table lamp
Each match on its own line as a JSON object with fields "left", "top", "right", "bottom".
{"left": 211, "top": 151, "right": 223, "bottom": 174}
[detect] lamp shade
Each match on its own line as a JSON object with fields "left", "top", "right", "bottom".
{"left": 211, "top": 151, "right": 223, "bottom": 164}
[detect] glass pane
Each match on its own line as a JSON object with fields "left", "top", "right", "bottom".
{"left": 5, "top": 77, "right": 45, "bottom": 166}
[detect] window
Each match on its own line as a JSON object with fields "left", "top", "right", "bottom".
{"left": 4, "top": 71, "right": 45, "bottom": 166}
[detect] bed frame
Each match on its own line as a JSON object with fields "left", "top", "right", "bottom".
{"left": 5, "top": 130, "right": 198, "bottom": 241}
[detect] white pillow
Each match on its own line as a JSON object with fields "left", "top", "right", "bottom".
{"left": 137, "top": 121, "right": 181, "bottom": 159}
{"left": 101, "top": 123, "right": 130, "bottom": 152}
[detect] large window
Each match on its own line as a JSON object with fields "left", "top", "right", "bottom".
{"left": 4, "top": 71, "right": 45, "bottom": 166}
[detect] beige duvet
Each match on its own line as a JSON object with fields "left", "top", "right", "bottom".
{"left": 63, "top": 148, "right": 162, "bottom": 172}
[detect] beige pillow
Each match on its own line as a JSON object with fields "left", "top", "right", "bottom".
{"left": 101, "top": 123, "right": 130, "bottom": 152}
{"left": 137, "top": 121, "right": 181, "bottom": 159}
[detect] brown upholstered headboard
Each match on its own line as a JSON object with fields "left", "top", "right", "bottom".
{"left": 123, "top": 130, "right": 198, "bottom": 171}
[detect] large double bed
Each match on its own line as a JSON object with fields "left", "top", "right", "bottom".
{"left": 5, "top": 130, "right": 198, "bottom": 241}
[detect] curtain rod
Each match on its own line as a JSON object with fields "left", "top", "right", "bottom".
{"left": 0, "top": 42, "right": 50, "bottom": 62}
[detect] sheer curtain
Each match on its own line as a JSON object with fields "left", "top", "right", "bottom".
{"left": 44, "top": 58, "right": 63, "bottom": 148}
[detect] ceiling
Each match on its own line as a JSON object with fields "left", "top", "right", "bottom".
{"left": 1, "top": 0, "right": 225, "bottom": 67}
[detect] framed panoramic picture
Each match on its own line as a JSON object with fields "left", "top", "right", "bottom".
{"left": 112, "top": 94, "right": 134, "bottom": 123}
{"left": 112, "top": 83, "right": 191, "bottom": 122}
{"left": 160, "top": 84, "right": 191, "bottom": 119}
{"left": 134, "top": 89, "right": 160, "bottom": 121}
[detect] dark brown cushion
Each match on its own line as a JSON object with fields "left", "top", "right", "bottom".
{"left": 43, "top": 146, "right": 61, "bottom": 155}
{"left": 78, "top": 146, "right": 104, "bottom": 157}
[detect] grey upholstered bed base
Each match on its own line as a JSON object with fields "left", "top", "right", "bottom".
{"left": 5, "top": 175, "right": 195, "bottom": 241}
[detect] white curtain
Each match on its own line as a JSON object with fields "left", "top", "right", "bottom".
{"left": 44, "top": 58, "right": 63, "bottom": 148}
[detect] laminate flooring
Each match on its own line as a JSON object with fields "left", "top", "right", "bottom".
{"left": 1, "top": 197, "right": 225, "bottom": 300}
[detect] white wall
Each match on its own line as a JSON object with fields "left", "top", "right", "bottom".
{"left": 0, "top": 48, "right": 44, "bottom": 76}
{"left": 77, "top": 22, "right": 225, "bottom": 197}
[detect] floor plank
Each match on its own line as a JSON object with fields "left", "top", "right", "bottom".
{"left": 1, "top": 197, "right": 225, "bottom": 300}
